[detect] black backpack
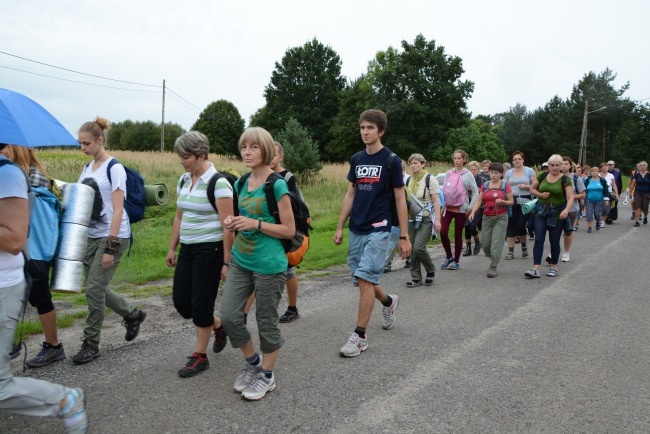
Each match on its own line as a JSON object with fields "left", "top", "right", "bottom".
{"left": 236, "top": 172, "right": 312, "bottom": 267}
{"left": 179, "top": 168, "right": 240, "bottom": 213}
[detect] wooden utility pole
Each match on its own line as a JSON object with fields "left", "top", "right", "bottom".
{"left": 160, "top": 79, "right": 166, "bottom": 152}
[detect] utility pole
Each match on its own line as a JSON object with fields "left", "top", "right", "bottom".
{"left": 160, "top": 79, "right": 166, "bottom": 152}
{"left": 578, "top": 101, "right": 588, "bottom": 166}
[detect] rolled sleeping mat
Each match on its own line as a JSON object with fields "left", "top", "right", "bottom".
{"left": 57, "top": 223, "right": 90, "bottom": 261}
{"left": 145, "top": 183, "right": 169, "bottom": 206}
{"left": 60, "top": 183, "right": 95, "bottom": 226}
{"left": 50, "top": 258, "right": 85, "bottom": 293}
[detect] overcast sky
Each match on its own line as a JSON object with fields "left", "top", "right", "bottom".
{"left": 1, "top": 0, "right": 648, "bottom": 139}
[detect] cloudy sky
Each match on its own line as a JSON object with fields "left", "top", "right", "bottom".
{"left": 1, "top": 0, "right": 648, "bottom": 139}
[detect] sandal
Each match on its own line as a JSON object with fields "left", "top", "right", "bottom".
{"left": 424, "top": 272, "right": 435, "bottom": 286}
{"left": 406, "top": 280, "right": 423, "bottom": 288}
{"left": 504, "top": 252, "right": 515, "bottom": 260}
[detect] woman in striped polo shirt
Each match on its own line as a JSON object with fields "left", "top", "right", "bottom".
{"left": 166, "top": 131, "right": 234, "bottom": 378}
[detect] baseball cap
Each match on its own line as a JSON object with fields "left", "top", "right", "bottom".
{"left": 541, "top": 162, "right": 549, "bottom": 167}
{"left": 607, "top": 160, "right": 615, "bottom": 165}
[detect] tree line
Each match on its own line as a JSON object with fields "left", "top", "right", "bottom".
{"left": 108, "top": 35, "right": 649, "bottom": 175}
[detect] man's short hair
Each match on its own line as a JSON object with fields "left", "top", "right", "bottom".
{"left": 359, "top": 109, "right": 387, "bottom": 132}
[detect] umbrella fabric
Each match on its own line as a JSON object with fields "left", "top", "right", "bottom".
{"left": 0, "top": 87, "right": 77, "bottom": 147}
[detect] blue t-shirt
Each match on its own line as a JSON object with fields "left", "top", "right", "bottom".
{"left": 585, "top": 177, "right": 606, "bottom": 202}
{"left": 347, "top": 147, "right": 404, "bottom": 234}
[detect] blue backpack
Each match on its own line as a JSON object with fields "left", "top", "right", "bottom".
{"left": 105, "top": 159, "right": 146, "bottom": 223}
{"left": 0, "top": 159, "right": 62, "bottom": 279}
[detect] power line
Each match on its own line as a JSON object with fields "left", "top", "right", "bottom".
{"left": 166, "top": 86, "right": 202, "bottom": 111}
{"left": 166, "top": 92, "right": 200, "bottom": 113}
{"left": 0, "top": 64, "right": 160, "bottom": 93}
{"left": 0, "top": 50, "right": 160, "bottom": 87}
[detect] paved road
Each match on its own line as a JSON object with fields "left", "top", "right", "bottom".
{"left": 3, "top": 205, "right": 649, "bottom": 433}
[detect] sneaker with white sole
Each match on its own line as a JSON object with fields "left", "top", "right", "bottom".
{"left": 59, "top": 388, "right": 88, "bottom": 433}
{"left": 27, "top": 342, "right": 65, "bottom": 368}
{"left": 241, "top": 372, "right": 276, "bottom": 401}
{"left": 339, "top": 332, "right": 369, "bottom": 357}
{"left": 561, "top": 252, "right": 570, "bottom": 262}
{"left": 440, "top": 258, "right": 453, "bottom": 269}
{"left": 524, "top": 269, "right": 541, "bottom": 279}
{"left": 381, "top": 295, "right": 399, "bottom": 330}
{"left": 233, "top": 357, "right": 263, "bottom": 392}
{"left": 600, "top": 221, "right": 605, "bottom": 228}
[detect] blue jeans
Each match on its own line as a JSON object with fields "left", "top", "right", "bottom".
{"left": 532, "top": 215, "right": 564, "bottom": 265}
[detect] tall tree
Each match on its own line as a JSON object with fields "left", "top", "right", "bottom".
{"left": 435, "top": 119, "right": 505, "bottom": 163}
{"left": 275, "top": 118, "right": 323, "bottom": 182}
{"left": 251, "top": 38, "right": 346, "bottom": 160}
{"left": 492, "top": 103, "right": 535, "bottom": 157}
{"left": 327, "top": 76, "right": 376, "bottom": 161}
{"left": 192, "top": 99, "right": 245, "bottom": 156}
{"left": 366, "top": 34, "right": 474, "bottom": 159}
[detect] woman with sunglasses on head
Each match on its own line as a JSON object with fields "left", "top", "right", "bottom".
{"left": 524, "top": 154, "right": 574, "bottom": 279}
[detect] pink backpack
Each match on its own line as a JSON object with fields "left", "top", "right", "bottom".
{"left": 442, "top": 169, "right": 468, "bottom": 207}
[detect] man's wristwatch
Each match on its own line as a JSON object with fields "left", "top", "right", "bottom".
{"left": 399, "top": 235, "right": 409, "bottom": 240}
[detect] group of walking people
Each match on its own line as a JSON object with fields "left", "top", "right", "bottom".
{"left": 2, "top": 108, "right": 646, "bottom": 431}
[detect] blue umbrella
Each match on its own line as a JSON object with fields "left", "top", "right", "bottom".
{"left": 0, "top": 87, "right": 77, "bottom": 147}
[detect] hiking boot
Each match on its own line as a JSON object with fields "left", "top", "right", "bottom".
{"left": 59, "top": 388, "right": 88, "bottom": 433}
{"left": 339, "top": 332, "right": 369, "bottom": 357}
{"left": 123, "top": 310, "right": 146, "bottom": 342}
{"left": 644, "top": 217, "right": 648, "bottom": 225}
{"left": 381, "top": 295, "right": 399, "bottom": 330}
{"left": 242, "top": 372, "right": 276, "bottom": 401}
{"left": 634, "top": 221, "right": 640, "bottom": 227}
{"left": 26, "top": 342, "right": 65, "bottom": 368}
{"left": 234, "top": 357, "right": 263, "bottom": 392}
{"left": 473, "top": 240, "right": 482, "bottom": 256}
{"left": 212, "top": 326, "right": 228, "bottom": 353}
{"left": 72, "top": 341, "right": 100, "bottom": 365}
{"left": 440, "top": 257, "right": 454, "bottom": 269}
{"left": 178, "top": 353, "right": 209, "bottom": 378}
{"left": 279, "top": 309, "right": 300, "bottom": 323}
{"left": 462, "top": 246, "right": 472, "bottom": 257}
{"left": 487, "top": 266, "right": 497, "bottom": 278}
{"left": 9, "top": 343, "right": 21, "bottom": 360}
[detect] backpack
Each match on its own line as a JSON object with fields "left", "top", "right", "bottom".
{"left": 483, "top": 180, "right": 512, "bottom": 217}
{"left": 351, "top": 150, "right": 409, "bottom": 227}
{"left": 179, "top": 168, "right": 240, "bottom": 213}
{"left": 0, "top": 159, "right": 62, "bottom": 280}
{"left": 405, "top": 173, "right": 444, "bottom": 217}
{"left": 442, "top": 169, "right": 468, "bottom": 207}
{"left": 236, "top": 172, "right": 313, "bottom": 267}
{"left": 104, "top": 159, "right": 146, "bottom": 224}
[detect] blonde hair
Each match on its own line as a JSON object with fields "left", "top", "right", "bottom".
{"left": 238, "top": 127, "right": 275, "bottom": 165}
{"left": 1, "top": 144, "right": 47, "bottom": 176}
{"left": 468, "top": 160, "right": 480, "bottom": 169}
{"left": 79, "top": 116, "right": 110, "bottom": 143}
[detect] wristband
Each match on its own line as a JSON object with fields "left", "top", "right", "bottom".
{"left": 257, "top": 219, "right": 262, "bottom": 231}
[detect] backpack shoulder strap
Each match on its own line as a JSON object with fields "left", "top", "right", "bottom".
{"left": 263, "top": 172, "right": 283, "bottom": 224}
{"left": 423, "top": 173, "right": 431, "bottom": 199}
{"left": 501, "top": 181, "right": 507, "bottom": 196}
{"left": 106, "top": 158, "right": 119, "bottom": 186}
{"left": 206, "top": 173, "right": 222, "bottom": 213}
{"left": 386, "top": 152, "right": 397, "bottom": 190}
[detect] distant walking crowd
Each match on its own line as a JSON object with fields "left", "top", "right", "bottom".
{"left": 2, "top": 109, "right": 647, "bottom": 433}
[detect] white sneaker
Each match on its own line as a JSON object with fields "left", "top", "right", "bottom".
{"left": 233, "top": 356, "right": 263, "bottom": 392}
{"left": 600, "top": 221, "right": 605, "bottom": 228}
{"left": 381, "top": 295, "right": 399, "bottom": 330}
{"left": 561, "top": 252, "right": 570, "bottom": 262}
{"left": 241, "top": 372, "right": 276, "bottom": 400}
{"left": 339, "top": 332, "right": 368, "bottom": 357}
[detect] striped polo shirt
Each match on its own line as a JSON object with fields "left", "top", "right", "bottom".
{"left": 176, "top": 164, "right": 233, "bottom": 244}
